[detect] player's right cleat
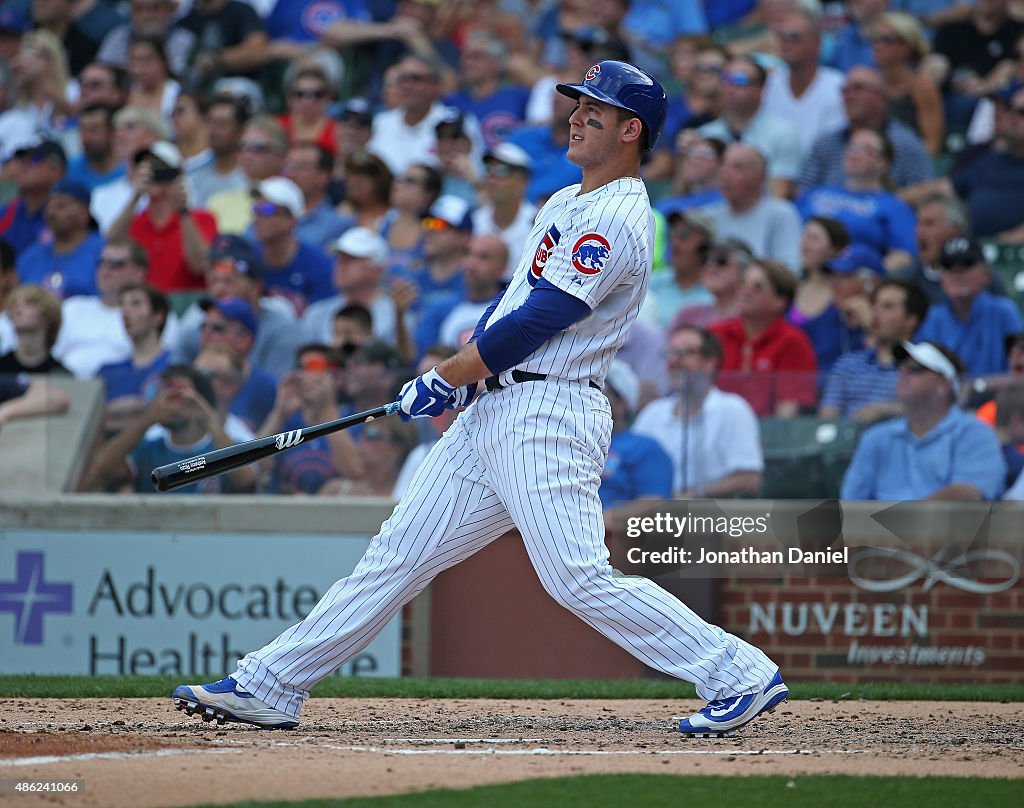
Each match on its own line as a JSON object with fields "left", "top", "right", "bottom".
{"left": 677, "top": 671, "right": 789, "bottom": 737}
{"left": 172, "top": 677, "right": 298, "bottom": 730}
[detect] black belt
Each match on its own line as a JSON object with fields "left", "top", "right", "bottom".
{"left": 485, "top": 370, "right": 600, "bottom": 392}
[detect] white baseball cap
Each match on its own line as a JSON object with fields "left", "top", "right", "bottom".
{"left": 253, "top": 176, "right": 305, "bottom": 218}
{"left": 332, "top": 227, "right": 389, "bottom": 263}
{"left": 605, "top": 359, "right": 639, "bottom": 413}
{"left": 133, "top": 140, "right": 182, "bottom": 168}
{"left": 484, "top": 142, "right": 532, "bottom": 171}
{"left": 425, "top": 195, "right": 473, "bottom": 232}
{"left": 893, "top": 341, "right": 961, "bottom": 396}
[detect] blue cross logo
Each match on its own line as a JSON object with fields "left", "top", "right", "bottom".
{"left": 0, "top": 552, "right": 73, "bottom": 645}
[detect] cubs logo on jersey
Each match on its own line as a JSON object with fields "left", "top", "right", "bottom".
{"left": 571, "top": 234, "right": 611, "bottom": 276}
{"left": 530, "top": 224, "right": 561, "bottom": 285}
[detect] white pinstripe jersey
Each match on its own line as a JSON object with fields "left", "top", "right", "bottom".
{"left": 483, "top": 176, "right": 654, "bottom": 386}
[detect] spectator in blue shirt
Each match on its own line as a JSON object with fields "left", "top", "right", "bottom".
{"left": 0, "top": 140, "right": 66, "bottom": 255}
{"left": 915, "top": 236, "right": 1024, "bottom": 375}
{"left": 252, "top": 176, "right": 334, "bottom": 316}
{"left": 841, "top": 340, "right": 1006, "bottom": 500}
{"left": 443, "top": 32, "right": 530, "bottom": 151}
{"left": 65, "top": 104, "right": 125, "bottom": 192}
{"left": 283, "top": 142, "right": 354, "bottom": 251}
{"left": 827, "top": 0, "right": 884, "bottom": 73}
{"left": 599, "top": 360, "right": 673, "bottom": 510}
{"left": 16, "top": 180, "right": 104, "bottom": 299}
{"left": 796, "top": 128, "right": 918, "bottom": 271}
{"left": 85, "top": 364, "right": 257, "bottom": 494}
{"left": 820, "top": 278, "right": 930, "bottom": 423}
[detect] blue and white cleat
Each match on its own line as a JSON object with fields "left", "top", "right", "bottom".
{"left": 677, "top": 671, "right": 789, "bottom": 737}
{"left": 172, "top": 677, "right": 298, "bottom": 730}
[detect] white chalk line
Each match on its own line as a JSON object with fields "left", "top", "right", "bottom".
{"left": 0, "top": 748, "right": 242, "bottom": 767}
{"left": 322, "top": 745, "right": 871, "bottom": 757}
{"left": 0, "top": 742, "right": 872, "bottom": 767}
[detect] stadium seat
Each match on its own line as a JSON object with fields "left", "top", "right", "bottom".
{"left": 758, "top": 416, "right": 861, "bottom": 499}
{"left": 167, "top": 291, "right": 204, "bottom": 316}
{"left": 984, "top": 242, "right": 1024, "bottom": 310}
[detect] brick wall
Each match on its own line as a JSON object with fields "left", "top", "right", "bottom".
{"left": 714, "top": 546, "right": 1024, "bottom": 684}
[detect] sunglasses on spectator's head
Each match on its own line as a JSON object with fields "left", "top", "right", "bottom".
{"left": 939, "top": 259, "right": 978, "bottom": 271}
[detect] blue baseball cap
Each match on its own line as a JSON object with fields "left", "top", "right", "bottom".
{"left": 51, "top": 179, "right": 91, "bottom": 207}
{"left": 199, "top": 296, "right": 259, "bottom": 337}
{"left": 824, "top": 243, "right": 885, "bottom": 276}
{"left": 0, "top": 8, "right": 29, "bottom": 34}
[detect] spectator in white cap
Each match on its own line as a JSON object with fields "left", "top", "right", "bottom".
{"left": 251, "top": 176, "right": 334, "bottom": 316}
{"left": 472, "top": 142, "right": 537, "bottom": 280}
{"left": 599, "top": 359, "right": 674, "bottom": 511}
{"left": 300, "top": 227, "right": 399, "bottom": 350}
{"left": 108, "top": 140, "right": 218, "bottom": 293}
{"left": 842, "top": 340, "right": 1006, "bottom": 501}
{"left": 634, "top": 326, "right": 764, "bottom": 498}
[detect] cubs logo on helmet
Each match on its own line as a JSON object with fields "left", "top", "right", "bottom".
{"left": 571, "top": 233, "right": 611, "bottom": 276}
{"left": 530, "top": 224, "right": 561, "bottom": 284}
{"left": 585, "top": 64, "right": 601, "bottom": 82}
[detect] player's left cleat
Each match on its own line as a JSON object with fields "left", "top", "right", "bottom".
{"left": 172, "top": 677, "right": 299, "bottom": 730}
{"left": 677, "top": 671, "right": 789, "bottom": 737}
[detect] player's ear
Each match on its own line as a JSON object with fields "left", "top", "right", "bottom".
{"left": 622, "top": 117, "right": 643, "bottom": 148}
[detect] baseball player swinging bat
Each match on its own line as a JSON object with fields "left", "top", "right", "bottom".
{"left": 150, "top": 401, "right": 401, "bottom": 492}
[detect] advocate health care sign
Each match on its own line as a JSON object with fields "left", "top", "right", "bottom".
{"left": 0, "top": 530, "right": 400, "bottom": 677}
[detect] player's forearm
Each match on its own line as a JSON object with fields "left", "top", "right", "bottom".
{"left": 435, "top": 341, "right": 493, "bottom": 388}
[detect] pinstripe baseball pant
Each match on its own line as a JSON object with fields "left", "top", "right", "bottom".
{"left": 234, "top": 382, "right": 779, "bottom": 718}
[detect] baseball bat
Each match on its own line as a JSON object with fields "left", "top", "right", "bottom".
{"left": 151, "top": 401, "right": 402, "bottom": 493}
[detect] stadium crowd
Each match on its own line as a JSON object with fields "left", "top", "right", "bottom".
{"left": 3, "top": 0, "right": 1024, "bottom": 502}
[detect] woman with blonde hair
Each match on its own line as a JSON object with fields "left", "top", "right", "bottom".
{"left": 870, "top": 11, "right": 944, "bottom": 154}
{"left": 0, "top": 30, "right": 73, "bottom": 154}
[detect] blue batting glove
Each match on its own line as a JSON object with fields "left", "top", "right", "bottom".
{"left": 397, "top": 367, "right": 457, "bottom": 420}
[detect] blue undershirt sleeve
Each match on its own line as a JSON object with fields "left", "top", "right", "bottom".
{"left": 475, "top": 278, "right": 592, "bottom": 374}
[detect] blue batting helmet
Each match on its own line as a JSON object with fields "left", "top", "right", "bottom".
{"left": 556, "top": 60, "right": 668, "bottom": 152}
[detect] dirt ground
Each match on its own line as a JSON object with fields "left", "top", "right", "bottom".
{"left": 0, "top": 698, "right": 1022, "bottom": 807}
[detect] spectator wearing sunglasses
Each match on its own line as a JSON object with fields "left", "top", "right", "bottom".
{"left": 251, "top": 176, "right": 334, "bottom": 316}
{"left": 841, "top": 340, "right": 1005, "bottom": 501}
{"left": 0, "top": 140, "right": 66, "bottom": 255}
{"left": 761, "top": 7, "right": 847, "bottom": 157}
{"left": 171, "top": 235, "right": 301, "bottom": 378}
{"left": 279, "top": 66, "right": 338, "bottom": 158}
{"left": 196, "top": 296, "right": 278, "bottom": 432}
{"left": 472, "top": 144, "right": 536, "bottom": 279}
{"left": 915, "top": 236, "right": 1024, "bottom": 375}
{"left": 798, "top": 65, "right": 933, "bottom": 195}
{"left": 368, "top": 55, "right": 483, "bottom": 177}
{"left": 698, "top": 55, "right": 801, "bottom": 198}
{"left": 53, "top": 239, "right": 149, "bottom": 379}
